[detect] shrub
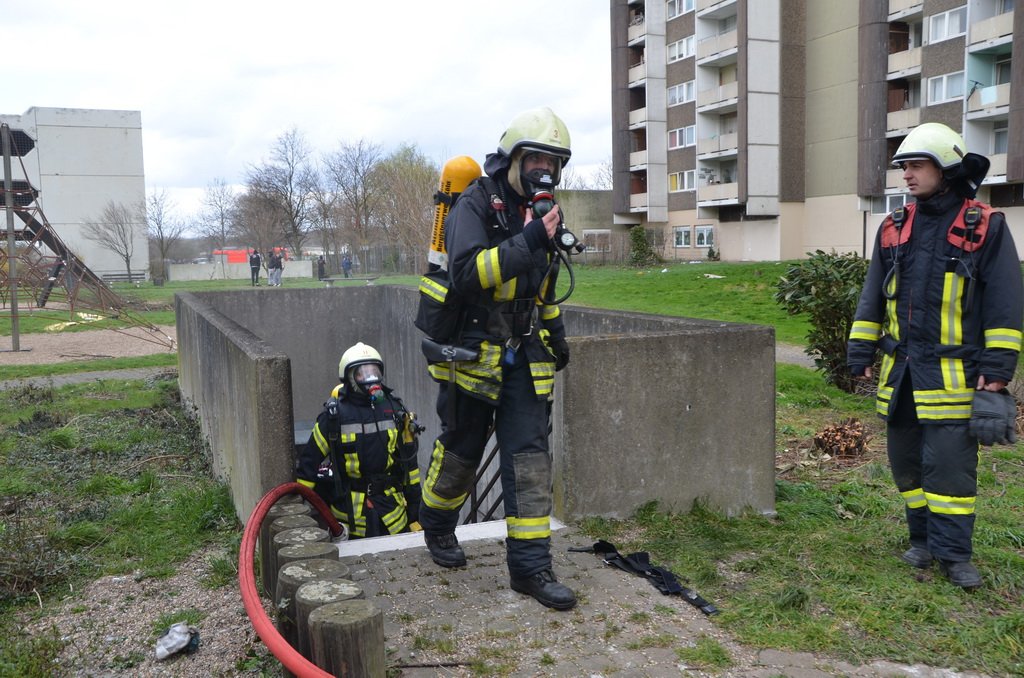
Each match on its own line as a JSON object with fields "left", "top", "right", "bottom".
{"left": 774, "top": 250, "right": 869, "bottom": 392}
{"left": 628, "top": 226, "right": 659, "bottom": 267}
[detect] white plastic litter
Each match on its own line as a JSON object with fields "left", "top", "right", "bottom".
{"left": 155, "top": 621, "right": 198, "bottom": 660}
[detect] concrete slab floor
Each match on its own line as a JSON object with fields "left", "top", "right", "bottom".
{"left": 335, "top": 524, "right": 990, "bottom": 678}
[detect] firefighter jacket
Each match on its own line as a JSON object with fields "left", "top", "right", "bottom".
{"left": 848, "top": 189, "right": 1023, "bottom": 421}
{"left": 427, "top": 165, "right": 566, "bottom": 404}
{"left": 295, "top": 385, "right": 421, "bottom": 537}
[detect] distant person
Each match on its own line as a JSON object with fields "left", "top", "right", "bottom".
{"left": 317, "top": 255, "right": 326, "bottom": 280}
{"left": 248, "top": 248, "right": 262, "bottom": 287}
{"left": 848, "top": 122, "right": 1022, "bottom": 590}
{"left": 295, "top": 343, "right": 423, "bottom": 538}
{"left": 268, "top": 250, "right": 284, "bottom": 287}
{"left": 342, "top": 254, "right": 353, "bottom": 278}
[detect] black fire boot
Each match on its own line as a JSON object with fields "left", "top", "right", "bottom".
{"left": 424, "top": 532, "right": 466, "bottom": 568}
{"left": 938, "top": 560, "right": 982, "bottom": 590}
{"left": 510, "top": 569, "right": 577, "bottom": 610}
{"left": 900, "top": 547, "right": 933, "bottom": 569}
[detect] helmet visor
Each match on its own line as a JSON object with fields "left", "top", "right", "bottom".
{"left": 352, "top": 364, "right": 382, "bottom": 385}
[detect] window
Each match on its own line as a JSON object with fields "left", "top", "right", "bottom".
{"left": 669, "top": 170, "right": 696, "bottom": 192}
{"left": 695, "top": 225, "right": 714, "bottom": 248}
{"left": 668, "top": 36, "right": 695, "bottom": 63}
{"left": 929, "top": 7, "right": 966, "bottom": 44}
{"left": 870, "top": 194, "right": 910, "bottom": 215}
{"left": 674, "top": 226, "right": 691, "bottom": 248}
{"left": 582, "top": 229, "right": 610, "bottom": 253}
{"left": 667, "top": 0, "right": 694, "bottom": 20}
{"left": 996, "top": 57, "right": 1011, "bottom": 86}
{"left": 999, "top": 0, "right": 1014, "bottom": 14}
{"left": 927, "top": 71, "right": 964, "bottom": 104}
{"left": 667, "top": 81, "right": 695, "bottom": 106}
{"left": 994, "top": 121, "right": 1008, "bottom": 154}
{"left": 668, "top": 125, "right": 696, "bottom": 149}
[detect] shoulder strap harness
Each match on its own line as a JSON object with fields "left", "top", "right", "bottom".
{"left": 881, "top": 200, "right": 995, "bottom": 252}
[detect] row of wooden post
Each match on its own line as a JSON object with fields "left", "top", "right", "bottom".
{"left": 258, "top": 497, "right": 385, "bottom": 677}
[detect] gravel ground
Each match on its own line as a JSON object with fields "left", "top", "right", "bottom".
{"left": 0, "top": 325, "right": 176, "bottom": 366}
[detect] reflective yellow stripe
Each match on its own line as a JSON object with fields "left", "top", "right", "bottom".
{"left": 423, "top": 440, "right": 468, "bottom": 510}
{"left": 418, "top": 275, "right": 448, "bottom": 303}
{"left": 313, "top": 423, "right": 330, "bottom": 457}
{"left": 885, "top": 267, "right": 899, "bottom": 304}
{"left": 900, "top": 488, "right": 927, "bottom": 509}
{"left": 940, "top": 272, "right": 966, "bottom": 391}
{"left": 849, "top": 320, "right": 881, "bottom": 342}
{"left": 985, "top": 327, "right": 1023, "bottom": 351}
{"left": 296, "top": 478, "right": 316, "bottom": 490}
{"left": 494, "top": 278, "right": 516, "bottom": 302}
{"left": 531, "top": 361, "right": 555, "bottom": 397}
{"left": 875, "top": 356, "right": 896, "bottom": 416}
{"left": 476, "top": 248, "right": 501, "bottom": 288}
{"left": 539, "top": 304, "right": 560, "bottom": 321}
{"left": 925, "top": 491, "right": 975, "bottom": 515}
{"left": 506, "top": 515, "right": 551, "bottom": 540}
{"left": 345, "top": 450, "right": 359, "bottom": 477}
{"left": 407, "top": 468, "right": 421, "bottom": 484}
{"left": 914, "top": 388, "right": 974, "bottom": 419}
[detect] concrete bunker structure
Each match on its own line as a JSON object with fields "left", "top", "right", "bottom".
{"left": 175, "top": 285, "right": 776, "bottom": 525}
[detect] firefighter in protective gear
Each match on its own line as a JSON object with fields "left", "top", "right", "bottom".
{"left": 847, "top": 122, "right": 1022, "bottom": 589}
{"left": 418, "top": 107, "right": 576, "bottom": 610}
{"left": 296, "top": 342, "right": 423, "bottom": 538}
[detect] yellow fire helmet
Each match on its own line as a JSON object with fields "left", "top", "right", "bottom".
{"left": 338, "top": 342, "right": 384, "bottom": 383}
{"left": 891, "top": 122, "right": 966, "bottom": 170}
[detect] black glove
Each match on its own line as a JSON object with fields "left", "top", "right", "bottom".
{"left": 969, "top": 388, "right": 1018, "bottom": 446}
{"left": 552, "top": 338, "right": 570, "bottom": 371}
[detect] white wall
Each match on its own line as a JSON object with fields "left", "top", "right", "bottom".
{"left": 0, "top": 107, "right": 148, "bottom": 278}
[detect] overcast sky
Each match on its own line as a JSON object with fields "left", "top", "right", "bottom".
{"left": 2, "top": 1, "right": 612, "bottom": 218}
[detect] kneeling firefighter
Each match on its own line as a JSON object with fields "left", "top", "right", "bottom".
{"left": 417, "top": 107, "right": 576, "bottom": 610}
{"left": 296, "top": 342, "right": 423, "bottom": 538}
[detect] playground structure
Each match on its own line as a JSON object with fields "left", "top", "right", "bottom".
{"left": 1, "top": 124, "right": 173, "bottom": 349}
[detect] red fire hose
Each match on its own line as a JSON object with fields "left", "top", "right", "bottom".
{"left": 238, "top": 482, "right": 344, "bottom": 677}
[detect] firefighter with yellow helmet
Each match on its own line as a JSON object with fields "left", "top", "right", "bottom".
{"left": 848, "top": 122, "right": 1022, "bottom": 589}
{"left": 417, "top": 107, "right": 576, "bottom": 609}
{"left": 296, "top": 342, "right": 423, "bottom": 538}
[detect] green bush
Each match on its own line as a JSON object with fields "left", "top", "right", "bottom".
{"left": 628, "top": 226, "right": 659, "bottom": 267}
{"left": 774, "top": 250, "right": 869, "bottom": 392}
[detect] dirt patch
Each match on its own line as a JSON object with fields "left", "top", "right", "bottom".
{"left": 0, "top": 325, "right": 176, "bottom": 366}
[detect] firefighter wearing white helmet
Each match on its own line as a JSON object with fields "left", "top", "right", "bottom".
{"left": 296, "top": 342, "right": 424, "bottom": 538}
{"left": 417, "top": 108, "right": 576, "bottom": 610}
{"left": 848, "top": 122, "right": 1022, "bottom": 589}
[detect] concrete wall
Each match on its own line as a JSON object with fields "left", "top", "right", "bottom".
{"left": 176, "top": 285, "right": 776, "bottom": 524}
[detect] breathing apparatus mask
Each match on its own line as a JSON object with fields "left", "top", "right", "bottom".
{"left": 521, "top": 154, "right": 585, "bottom": 254}
{"left": 350, "top": 363, "right": 384, "bottom": 403}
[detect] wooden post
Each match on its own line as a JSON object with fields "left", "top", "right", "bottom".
{"left": 276, "top": 541, "right": 342, "bottom": 570}
{"left": 308, "top": 599, "right": 385, "bottom": 678}
{"left": 259, "top": 502, "right": 312, "bottom": 597}
{"left": 274, "top": 558, "right": 352, "bottom": 661}
{"left": 295, "top": 579, "right": 364, "bottom": 662}
{"left": 265, "top": 515, "right": 319, "bottom": 598}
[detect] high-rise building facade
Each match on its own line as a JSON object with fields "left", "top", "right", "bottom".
{"left": 611, "top": 0, "right": 1024, "bottom": 261}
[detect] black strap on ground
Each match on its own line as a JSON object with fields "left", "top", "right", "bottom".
{"left": 570, "top": 539, "right": 719, "bottom": 616}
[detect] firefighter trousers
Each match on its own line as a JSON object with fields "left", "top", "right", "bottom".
{"left": 887, "top": 376, "right": 979, "bottom": 563}
{"left": 419, "top": 348, "right": 553, "bottom": 578}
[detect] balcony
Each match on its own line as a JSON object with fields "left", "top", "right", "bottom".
{"left": 967, "top": 83, "right": 1010, "bottom": 119}
{"left": 696, "top": 81, "right": 739, "bottom": 110}
{"left": 630, "top": 193, "right": 649, "bottom": 211}
{"left": 627, "top": 20, "right": 646, "bottom": 45}
{"left": 888, "top": 0, "right": 922, "bottom": 20}
{"left": 628, "top": 107, "right": 648, "bottom": 129}
{"left": 887, "top": 107, "right": 920, "bottom": 134}
{"left": 887, "top": 48, "right": 921, "bottom": 78}
{"left": 629, "top": 150, "right": 649, "bottom": 169}
{"left": 697, "top": 133, "right": 738, "bottom": 157}
{"left": 697, "top": 181, "right": 739, "bottom": 203}
{"left": 969, "top": 12, "right": 1013, "bottom": 50}
{"left": 697, "top": 30, "right": 738, "bottom": 64}
{"left": 985, "top": 153, "right": 1008, "bottom": 181}
{"left": 697, "top": 0, "right": 737, "bottom": 18}
{"left": 628, "top": 63, "right": 646, "bottom": 86}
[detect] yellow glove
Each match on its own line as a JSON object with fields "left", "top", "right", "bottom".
{"left": 408, "top": 521, "right": 423, "bottom": 532}
{"left": 402, "top": 412, "right": 422, "bottom": 444}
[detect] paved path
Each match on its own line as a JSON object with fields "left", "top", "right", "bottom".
{"left": 0, "top": 366, "right": 177, "bottom": 390}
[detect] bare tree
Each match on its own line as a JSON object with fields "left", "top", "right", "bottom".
{"left": 246, "top": 127, "right": 313, "bottom": 256}
{"left": 146, "top": 189, "right": 187, "bottom": 280}
{"left": 559, "top": 157, "right": 614, "bottom": 190}
{"left": 323, "top": 139, "right": 384, "bottom": 254}
{"left": 83, "top": 200, "right": 144, "bottom": 281}
{"left": 374, "top": 143, "right": 439, "bottom": 272}
{"left": 232, "top": 191, "right": 280, "bottom": 256}
{"left": 306, "top": 162, "right": 343, "bottom": 263}
{"left": 198, "top": 178, "right": 237, "bottom": 248}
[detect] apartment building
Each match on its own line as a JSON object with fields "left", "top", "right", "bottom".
{"left": 0, "top": 107, "right": 149, "bottom": 279}
{"left": 610, "top": 0, "right": 1024, "bottom": 261}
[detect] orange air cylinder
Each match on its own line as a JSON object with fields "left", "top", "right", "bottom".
{"left": 428, "top": 155, "right": 482, "bottom": 269}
